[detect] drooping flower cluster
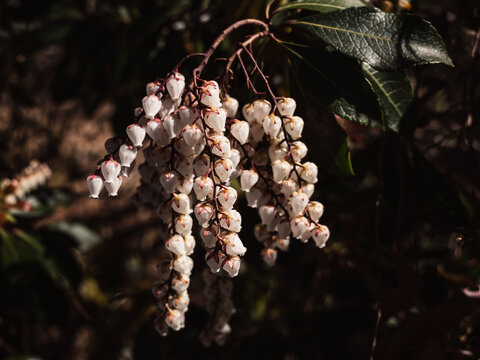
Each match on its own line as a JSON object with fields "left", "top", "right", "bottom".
{"left": 86, "top": 67, "right": 330, "bottom": 340}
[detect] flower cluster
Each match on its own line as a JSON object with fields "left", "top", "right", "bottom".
{"left": 86, "top": 67, "right": 330, "bottom": 340}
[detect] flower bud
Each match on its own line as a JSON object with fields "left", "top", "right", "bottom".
{"left": 87, "top": 175, "right": 104, "bottom": 198}
{"left": 206, "top": 250, "right": 226, "bottom": 273}
{"left": 230, "top": 120, "right": 249, "bottom": 145}
{"left": 300, "top": 162, "right": 318, "bottom": 183}
{"left": 193, "top": 154, "right": 210, "bottom": 176}
{"left": 223, "top": 232, "right": 246, "bottom": 256}
{"left": 245, "top": 187, "right": 262, "bottom": 208}
{"left": 219, "top": 210, "right": 242, "bottom": 232}
{"left": 217, "top": 186, "right": 237, "bottom": 210}
{"left": 165, "top": 308, "right": 185, "bottom": 331}
{"left": 204, "top": 107, "right": 227, "bottom": 132}
{"left": 173, "top": 138, "right": 195, "bottom": 157}
{"left": 182, "top": 124, "right": 203, "bottom": 147}
{"left": 252, "top": 99, "right": 271, "bottom": 123}
{"left": 261, "top": 248, "right": 277, "bottom": 266}
{"left": 268, "top": 143, "right": 288, "bottom": 162}
{"left": 210, "top": 135, "right": 231, "bottom": 158}
{"left": 142, "top": 94, "right": 162, "bottom": 119}
{"left": 166, "top": 234, "right": 186, "bottom": 256}
{"left": 284, "top": 116, "right": 304, "bottom": 140}
{"left": 200, "top": 225, "right": 218, "bottom": 248}
{"left": 170, "top": 291, "right": 190, "bottom": 312}
{"left": 222, "top": 95, "right": 239, "bottom": 118}
{"left": 158, "top": 97, "right": 176, "bottom": 119}
{"left": 174, "top": 158, "right": 193, "bottom": 178}
{"left": 262, "top": 113, "right": 281, "bottom": 137}
{"left": 172, "top": 255, "right": 194, "bottom": 276}
{"left": 176, "top": 176, "right": 193, "bottom": 194}
{"left": 277, "top": 97, "right": 296, "bottom": 116}
{"left": 307, "top": 201, "right": 324, "bottom": 222}
{"left": 240, "top": 169, "right": 259, "bottom": 192}
{"left": 301, "top": 183, "right": 315, "bottom": 198}
{"left": 214, "top": 159, "right": 234, "bottom": 182}
{"left": 291, "top": 141, "right": 308, "bottom": 162}
{"left": 105, "top": 176, "right": 122, "bottom": 196}
{"left": 146, "top": 119, "right": 170, "bottom": 146}
{"left": 200, "top": 81, "right": 221, "bottom": 108}
{"left": 184, "top": 234, "right": 196, "bottom": 255}
{"left": 146, "top": 82, "right": 159, "bottom": 95}
{"left": 271, "top": 160, "right": 293, "bottom": 183}
{"left": 248, "top": 121, "right": 264, "bottom": 144}
{"left": 222, "top": 256, "right": 241, "bottom": 277}
{"left": 289, "top": 190, "right": 309, "bottom": 216}
{"left": 290, "top": 216, "right": 310, "bottom": 239}
{"left": 175, "top": 214, "right": 193, "bottom": 236}
{"left": 311, "top": 224, "right": 330, "bottom": 248}
{"left": 126, "top": 124, "right": 146, "bottom": 147}
{"left": 166, "top": 72, "right": 185, "bottom": 100}
{"left": 172, "top": 193, "right": 191, "bottom": 214}
{"left": 178, "top": 106, "right": 199, "bottom": 127}
{"left": 119, "top": 144, "right": 138, "bottom": 167}
{"left": 194, "top": 203, "right": 215, "bottom": 227}
{"left": 280, "top": 178, "right": 299, "bottom": 198}
{"left": 101, "top": 158, "right": 121, "bottom": 183}
{"left": 273, "top": 236, "right": 290, "bottom": 251}
{"left": 160, "top": 171, "right": 179, "bottom": 193}
{"left": 172, "top": 274, "right": 190, "bottom": 293}
{"left": 229, "top": 149, "right": 241, "bottom": 169}
{"left": 163, "top": 113, "right": 182, "bottom": 139}
{"left": 193, "top": 176, "right": 214, "bottom": 200}
{"left": 259, "top": 205, "right": 277, "bottom": 226}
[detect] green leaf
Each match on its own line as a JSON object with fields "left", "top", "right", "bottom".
{"left": 330, "top": 139, "right": 355, "bottom": 175}
{"left": 292, "top": 6, "right": 453, "bottom": 70}
{"left": 274, "top": 0, "right": 365, "bottom": 14}
{"left": 280, "top": 41, "right": 384, "bottom": 128}
{"left": 361, "top": 62, "right": 413, "bottom": 132}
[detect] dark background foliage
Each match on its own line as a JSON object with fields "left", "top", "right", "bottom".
{"left": 1, "top": 0, "right": 480, "bottom": 359}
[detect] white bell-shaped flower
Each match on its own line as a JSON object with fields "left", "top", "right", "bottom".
{"left": 146, "top": 82, "right": 159, "bottom": 95}
{"left": 214, "top": 159, "right": 234, "bottom": 182}
{"left": 166, "top": 72, "right": 185, "bottom": 100}
{"left": 158, "top": 97, "right": 176, "bottom": 119}
{"left": 176, "top": 176, "right": 194, "bottom": 194}
{"left": 277, "top": 97, "right": 296, "bottom": 116}
{"left": 170, "top": 291, "right": 190, "bottom": 312}
{"left": 142, "top": 94, "right": 162, "bottom": 119}
{"left": 204, "top": 107, "right": 227, "bottom": 132}
{"left": 245, "top": 187, "right": 262, "bottom": 208}
{"left": 165, "top": 308, "right": 185, "bottom": 331}
{"left": 172, "top": 274, "right": 190, "bottom": 293}
{"left": 119, "top": 144, "right": 137, "bottom": 167}
{"left": 87, "top": 175, "right": 104, "bottom": 198}
{"left": 200, "top": 225, "right": 218, "bottom": 248}
{"left": 160, "top": 171, "right": 179, "bottom": 193}
{"left": 300, "top": 162, "right": 318, "bottom": 183}
{"left": 291, "top": 141, "right": 308, "bottom": 162}
{"left": 193, "top": 176, "right": 214, "bottom": 200}
{"left": 261, "top": 248, "right": 277, "bottom": 267}
{"left": 221, "top": 95, "right": 239, "bottom": 118}
{"left": 174, "top": 138, "right": 195, "bottom": 157}
{"left": 284, "top": 116, "right": 304, "bottom": 140}
{"left": 307, "top": 201, "right": 324, "bottom": 222}
{"left": 301, "top": 183, "right": 315, "bottom": 198}
{"left": 172, "top": 255, "right": 194, "bottom": 276}
{"left": 222, "top": 256, "right": 241, "bottom": 277}
{"left": 200, "top": 81, "right": 221, "bottom": 108}
{"left": 271, "top": 160, "right": 293, "bottom": 183}
{"left": 290, "top": 216, "right": 310, "bottom": 239}
{"left": 229, "top": 149, "right": 241, "bottom": 169}
{"left": 174, "top": 214, "right": 193, "bottom": 236}
{"left": 101, "top": 158, "right": 121, "bottom": 183}
{"left": 105, "top": 176, "right": 122, "bottom": 196}
{"left": 248, "top": 121, "right": 264, "bottom": 144}
{"left": 182, "top": 124, "right": 203, "bottom": 147}
{"left": 194, "top": 203, "right": 215, "bottom": 227}
{"left": 210, "top": 135, "right": 231, "bottom": 158}
{"left": 184, "top": 234, "right": 196, "bottom": 255}
{"left": 223, "top": 232, "right": 246, "bottom": 256}
{"left": 193, "top": 154, "right": 210, "bottom": 176}
{"left": 240, "top": 169, "right": 259, "bottom": 192}
{"left": 146, "top": 119, "right": 170, "bottom": 146}
{"left": 205, "top": 250, "right": 226, "bottom": 273}
{"left": 252, "top": 99, "right": 271, "bottom": 123}
{"left": 259, "top": 205, "right": 277, "bottom": 226}
{"left": 217, "top": 186, "right": 237, "bottom": 210}
{"left": 242, "top": 103, "right": 256, "bottom": 123}
{"left": 289, "top": 190, "right": 309, "bottom": 216}
{"left": 172, "top": 193, "right": 191, "bottom": 214}
{"left": 174, "top": 158, "right": 193, "bottom": 178}
{"left": 178, "top": 106, "right": 199, "bottom": 127}
{"left": 219, "top": 210, "right": 242, "bottom": 232}
{"left": 163, "top": 113, "right": 182, "bottom": 139}
{"left": 230, "top": 120, "right": 249, "bottom": 145}
{"left": 262, "top": 113, "right": 281, "bottom": 137}
{"left": 311, "top": 224, "right": 330, "bottom": 248}
{"left": 273, "top": 237, "right": 290, "bottom": 251}
{"left": 166, "top": 234, "right": 186, "bottom": 256}
{"left": 126, "top": 123, "right": 146, "bottom": 147}
{"left": 280, "top": 178, "right": 299, "bottom": 198}
{"left": 299, "top": 223, "right": 314, "bottom": 243}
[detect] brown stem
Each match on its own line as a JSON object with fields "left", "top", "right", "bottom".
{"left": 192, "top": 19, "right": 269, "bottom": 80}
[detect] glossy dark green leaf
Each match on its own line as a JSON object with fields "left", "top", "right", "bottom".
{"left": 362, "top": 62, "right": 413, "bottom": 132}
{"left": 280, "top": 41, "right": 384, "bottom": 128}
{"left": 274, "top": 0, "right": 365, "bottom": 14}
{"left": 292, "top": 6, "right": 453, "bottom": 70}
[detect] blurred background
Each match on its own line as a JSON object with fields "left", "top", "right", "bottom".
{"left": 1, "top": 0, "right": 480, "bottom": 359}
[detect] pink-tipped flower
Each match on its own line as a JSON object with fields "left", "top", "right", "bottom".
{"left": 146, "top": 119, "right": 170, "bottom": 146}
{"left": 223, "top": 232, "right": 246, "bottom": 256}
{"left": 166, "top": 234, "right": 186, "bottom": 256}
{"left": 210, "top": 135, "right": 231, "bottom": 158}
{"left": 193, "top": 176, "right": 214, "bottom": 200}
{"left": 142, "top": 94, "right": 162, "bottom": 119}
{"left": 163, "top": 113, "right": 182, "bottom": 139}
{"left": 146, "top": 82, "right": 160, "bottom": 96}
{"left": 105, "top": 176, "right": 122, "bottom": 196}
{"left": 252, "top": 99, "right": 271, "bottom": 123}
{"left": 222, "top": 256, "right": 241, "bottom": 277}
{"left": 300, "top": 162, "right": 318, "bottom": 183}
{"left": 193, "top": 154, "right": 210, "bottom": 177}
{"left": 182, "top": 124, "right": 203, "bottom": 147}
{"left": 219, "top": 210, "right": 242, "bottom": 232}
{"left": 217, "top": 186, "right": 237, "bottom": 210}
{"left": 118, "top": 144, "right": 137, "bottom": 167}
{"left": 214, "top": 159, "right": 234, "bottom": 182}
{"left": 160, "top": 171, "right": 179, "bottom": 194}
{"left": 289, "top": 190, "right": 309, "bottom": 216}
{"left": 166, "top": 72, "right": 185, "bottom": 100}
{"left": 230, "top": 120, "right": 249, "bottom": 145}
{"left": 262, "top": 113, "right": 282, "bottom": 137}
{"left": 205, "top": 250, "right": 226, "bottom": 273}
{"left": 261, "top": 248, "right": 277, "bottom": 267}
{"left": 86, "top": 175, "right": 104, "bottom": 198}
{"left": 204, "top": 107, "right": 227, "bottom": 132}
{"left": 194, "top": 203, "right": 215, "bottom": 227}
{"left": 101, "top": 157, "right": 121, "bottom": 183}
{"left": 290, "top": 216, "right": 310, "bottom": 239}
{"left": 200, "top": 225, "right": 218, "bottom": 248}
{"left": 240, "top": 169, "right": 259, "bottom": 192}
{"left": 311, "top": 224, "right": 330, "bottom": 248}
{"left": 199, "top": 81, "right": 221, "bottom": 108}
{"left": 172, "top": 255, "right": 194, "bottom": 276}
{"left": 172, "top": 193, "right": 191, "bottom": 214}
{"left": 271, "top": 159, "right": 293, "bottom": 183}
{"left": 284, "top": 116, "right": 304, "bottom": 140}
{"left": 221, "top": 95, "right": 239, "bottom": 118}
{"left": 277, "top": 97, "right": 296, "bottom": 116}
{"left": 174, "top": 214, "right": 193, "bottom": 236}
{"left": 307, "top": 201, "right": 324, "bottom": 222}
{"left": 126, "top": 123, "right": 146, "bottom": 147}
